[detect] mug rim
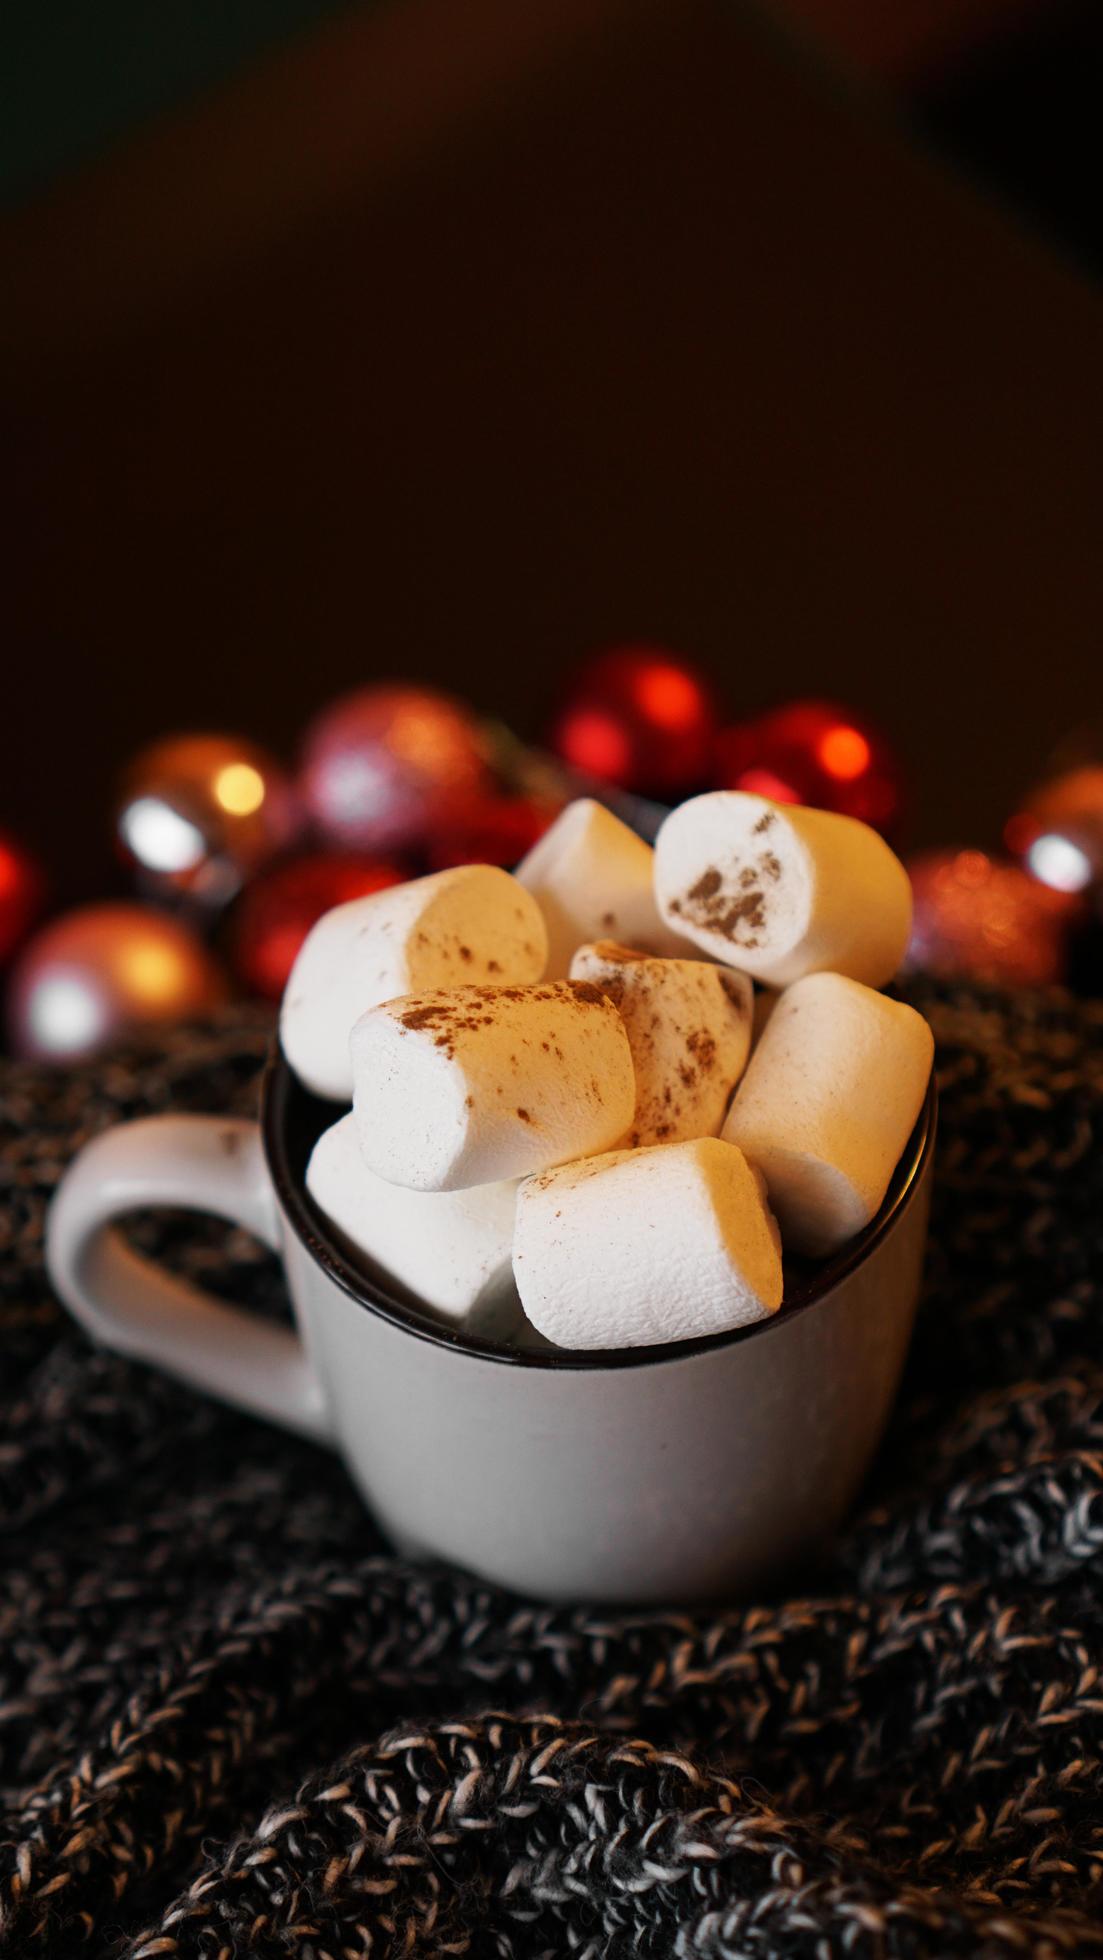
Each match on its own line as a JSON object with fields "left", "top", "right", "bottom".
{"left": 261, "top": 1045, "right": 937, "bottom": 1373}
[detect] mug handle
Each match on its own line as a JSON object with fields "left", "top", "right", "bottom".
{"left": 46, "top": 1114, "right": 332, "bottom": 1443}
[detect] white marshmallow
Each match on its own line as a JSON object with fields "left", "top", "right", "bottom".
{"left": 516, "top": 798, "right": 689, "bottom": 977}
{"left": 280, "top": 865, "right": 547, "bottom": 1100}
{"left": 654, "top": 792, "right": 912, "bottom": 989}
{"left": 351, "top": 979, "right": 636, "bottom": 1190}
{"left": 569, "top": 941, "right": 752, "bottom": 1145}
{"left": 513, "top": 1137, "right": 783, "bottom": 1350}
{"left": 722, "top": 971, "right": 933, "bottom": 1258}
{"left": 306, "top": 1113, "right": 516, "bottom": 1319}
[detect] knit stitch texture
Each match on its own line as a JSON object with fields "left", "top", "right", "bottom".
{"left": 1, "top": 978, "right": 1102, "bottom": 1957}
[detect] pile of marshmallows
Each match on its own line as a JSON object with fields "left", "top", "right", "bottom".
{"left": 283, "top": 794, "right": 934, "bottom": 1351}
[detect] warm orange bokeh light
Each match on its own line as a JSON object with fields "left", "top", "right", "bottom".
{"left": 121, "top": 940, "right": 189, "bottom": 1003}
{"left": 952, "top": 849, "right": 992, "bottom": 888}
{"left": 737, "top": 766, "right": 800, "bottom": 803}
{"left": 558, "top": 708, "right": 632, "bottom": 782}
{"left": 633, "top": 664, "right": 703, "bottom": 732}
{"left": 818, "top": 726, "right": 871, "bottom": 782}
{"left": 392, "top": 706, "right": 467, "bottom": 770}
{"left": 213, "top": 762, "right": 266, "bottom": 817}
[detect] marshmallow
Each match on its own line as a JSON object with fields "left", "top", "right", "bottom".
{"left": 351, "top": 979, "right": 636, "bottom": 1190}
{"left": 516, "top": 798, "right": 689, "bottom": 977}
{"left": 281, "top": 865, "right": 547, "bottom": 1100}
{"left": 569, "top": 941, "right": 752, "bottom": 1145}
{"left": 513, "top": 1137, "right": 783, "bottom": 1350}
{"left": 307, "top": 1113, "right": 517, "bottom": 1319}
{"left": 654, "top": 792, "right": 912, "bottom": 989}
{"left": 722, "top": 971, "right": 933, "bottom": 1258}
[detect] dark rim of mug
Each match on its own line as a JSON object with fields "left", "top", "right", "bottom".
{"left": 261, "top": 1044, "right": 937, "bottom": 1372}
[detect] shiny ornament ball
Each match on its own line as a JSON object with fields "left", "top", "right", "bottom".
{"left": 8, "top": 904, "right": 227, "bottom": 1063}
{"left": 1006, "top": 765, "right": 1103, "bottom": 900}
{"left": 0, "top": 831, "right": 45, "bottom": 964}
{"left": 550, "top": 646, "right": 718, "bottom": 797}
{"left": 300, "top": 686, "right": 489, "bottom": 854}
{"left": 427, "top": 792, "right": 562, "bottom": 871}
{"left": 904, "top": 849, "right": 1078, "bottom": 988}
{"left": 715, "top": 700, "right": 902, "bottom": 835}
{"left": 116, "top": 734, "right": 298, "bottom": 905}
{"left": 231, "top": 853, "right": 405, "bottom": 1000}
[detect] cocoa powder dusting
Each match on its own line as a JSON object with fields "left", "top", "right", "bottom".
{"left": 685, "top": 1029, "right": 717, "bottom": 1072}
{"left": 676, "top": 872, "right": 766, "bottom": 947}
{"left": 399, "top": 1001, "right": 456, "bottom": 1034}
{"left": 720, "top": 891, "right": 766, "bottom": 938}
{"left": 592, "top": 940, "right": 648, "bottom": 964}
{"left": 688, "top": 867, "right": 722, "bottom": 903}
{"left": 568, "top": 980, "right": 610, "bottom": 1008}
{"left": 394, "top": 978, "right": 607, "bottom": 1070}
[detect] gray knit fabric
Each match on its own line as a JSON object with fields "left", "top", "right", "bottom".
{"left": 1, "top": 979, "right": 1102, "bottom": 1957}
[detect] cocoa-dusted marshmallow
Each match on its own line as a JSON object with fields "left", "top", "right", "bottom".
{"left": 351, "top": 980, "right": 635, "bottom": 1190}
{"left": 516, "top": 798, "right": 688, "bottom": 977}
{"left": 281, "top": 865, "right": 547, "bottom": 1101}
{"left": 513, "top": 1137, "right": 783, "bottom": 1350}
{"left": 569, "top": 941, "right": 752, "bottom": 1146}
{"left": 654, "top": 791, "right": 912, "bottom": 989}
{"left": 722, "top": 971, "right": 933, "bottom": 1257}
{"left": 307, "top": 1113, "right": 517, "bottom": 1319}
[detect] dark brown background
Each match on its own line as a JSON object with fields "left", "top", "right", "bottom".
{"left": 5, "top": 0, "right": 1103, "bottom": 908}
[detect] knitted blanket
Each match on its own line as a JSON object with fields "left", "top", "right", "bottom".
{"left": 2, "top": 979, "right": 1102, "bottom": 1958}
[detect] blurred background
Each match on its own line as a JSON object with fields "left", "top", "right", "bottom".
{"left": 3, "top": 0, "right": 1102, "bottom": 1056}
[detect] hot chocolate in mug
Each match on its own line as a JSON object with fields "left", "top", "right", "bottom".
{"left": 47, "top": 1050, "right": 935, "bottom": 1604}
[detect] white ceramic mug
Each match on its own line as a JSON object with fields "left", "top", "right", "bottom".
{"left": 47, "top": 1051, "right": 935, "bottom": 1603}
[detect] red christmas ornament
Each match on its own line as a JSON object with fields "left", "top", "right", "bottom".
{"left": 550, "top": 646, "right": 718, "bottom": 797}
{"left": 715, "top": 700, "right": 902, "bottom": 835}
{"left": 1005, "top": 765, "right": 1103, "bottom": 900}
{"left": 0, "top": 831, "right": 45, "bottom": 965}
{"left": 231, "top": 853, "right": 405, "bottom": 1000}
{"left": 904, "top": 849, "right": 1079, "bottom": 988}
{"left": 116, "top": 733, "right": 299, "bottom": 905}
{"left": 8, "top": 903, "right": 227, "bottom": 1063}
{"left": 426, "top": 792, "right": 562, "bottom": 871}
{"left": 300, "top": 686, "right": 489, "bottom": 855}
